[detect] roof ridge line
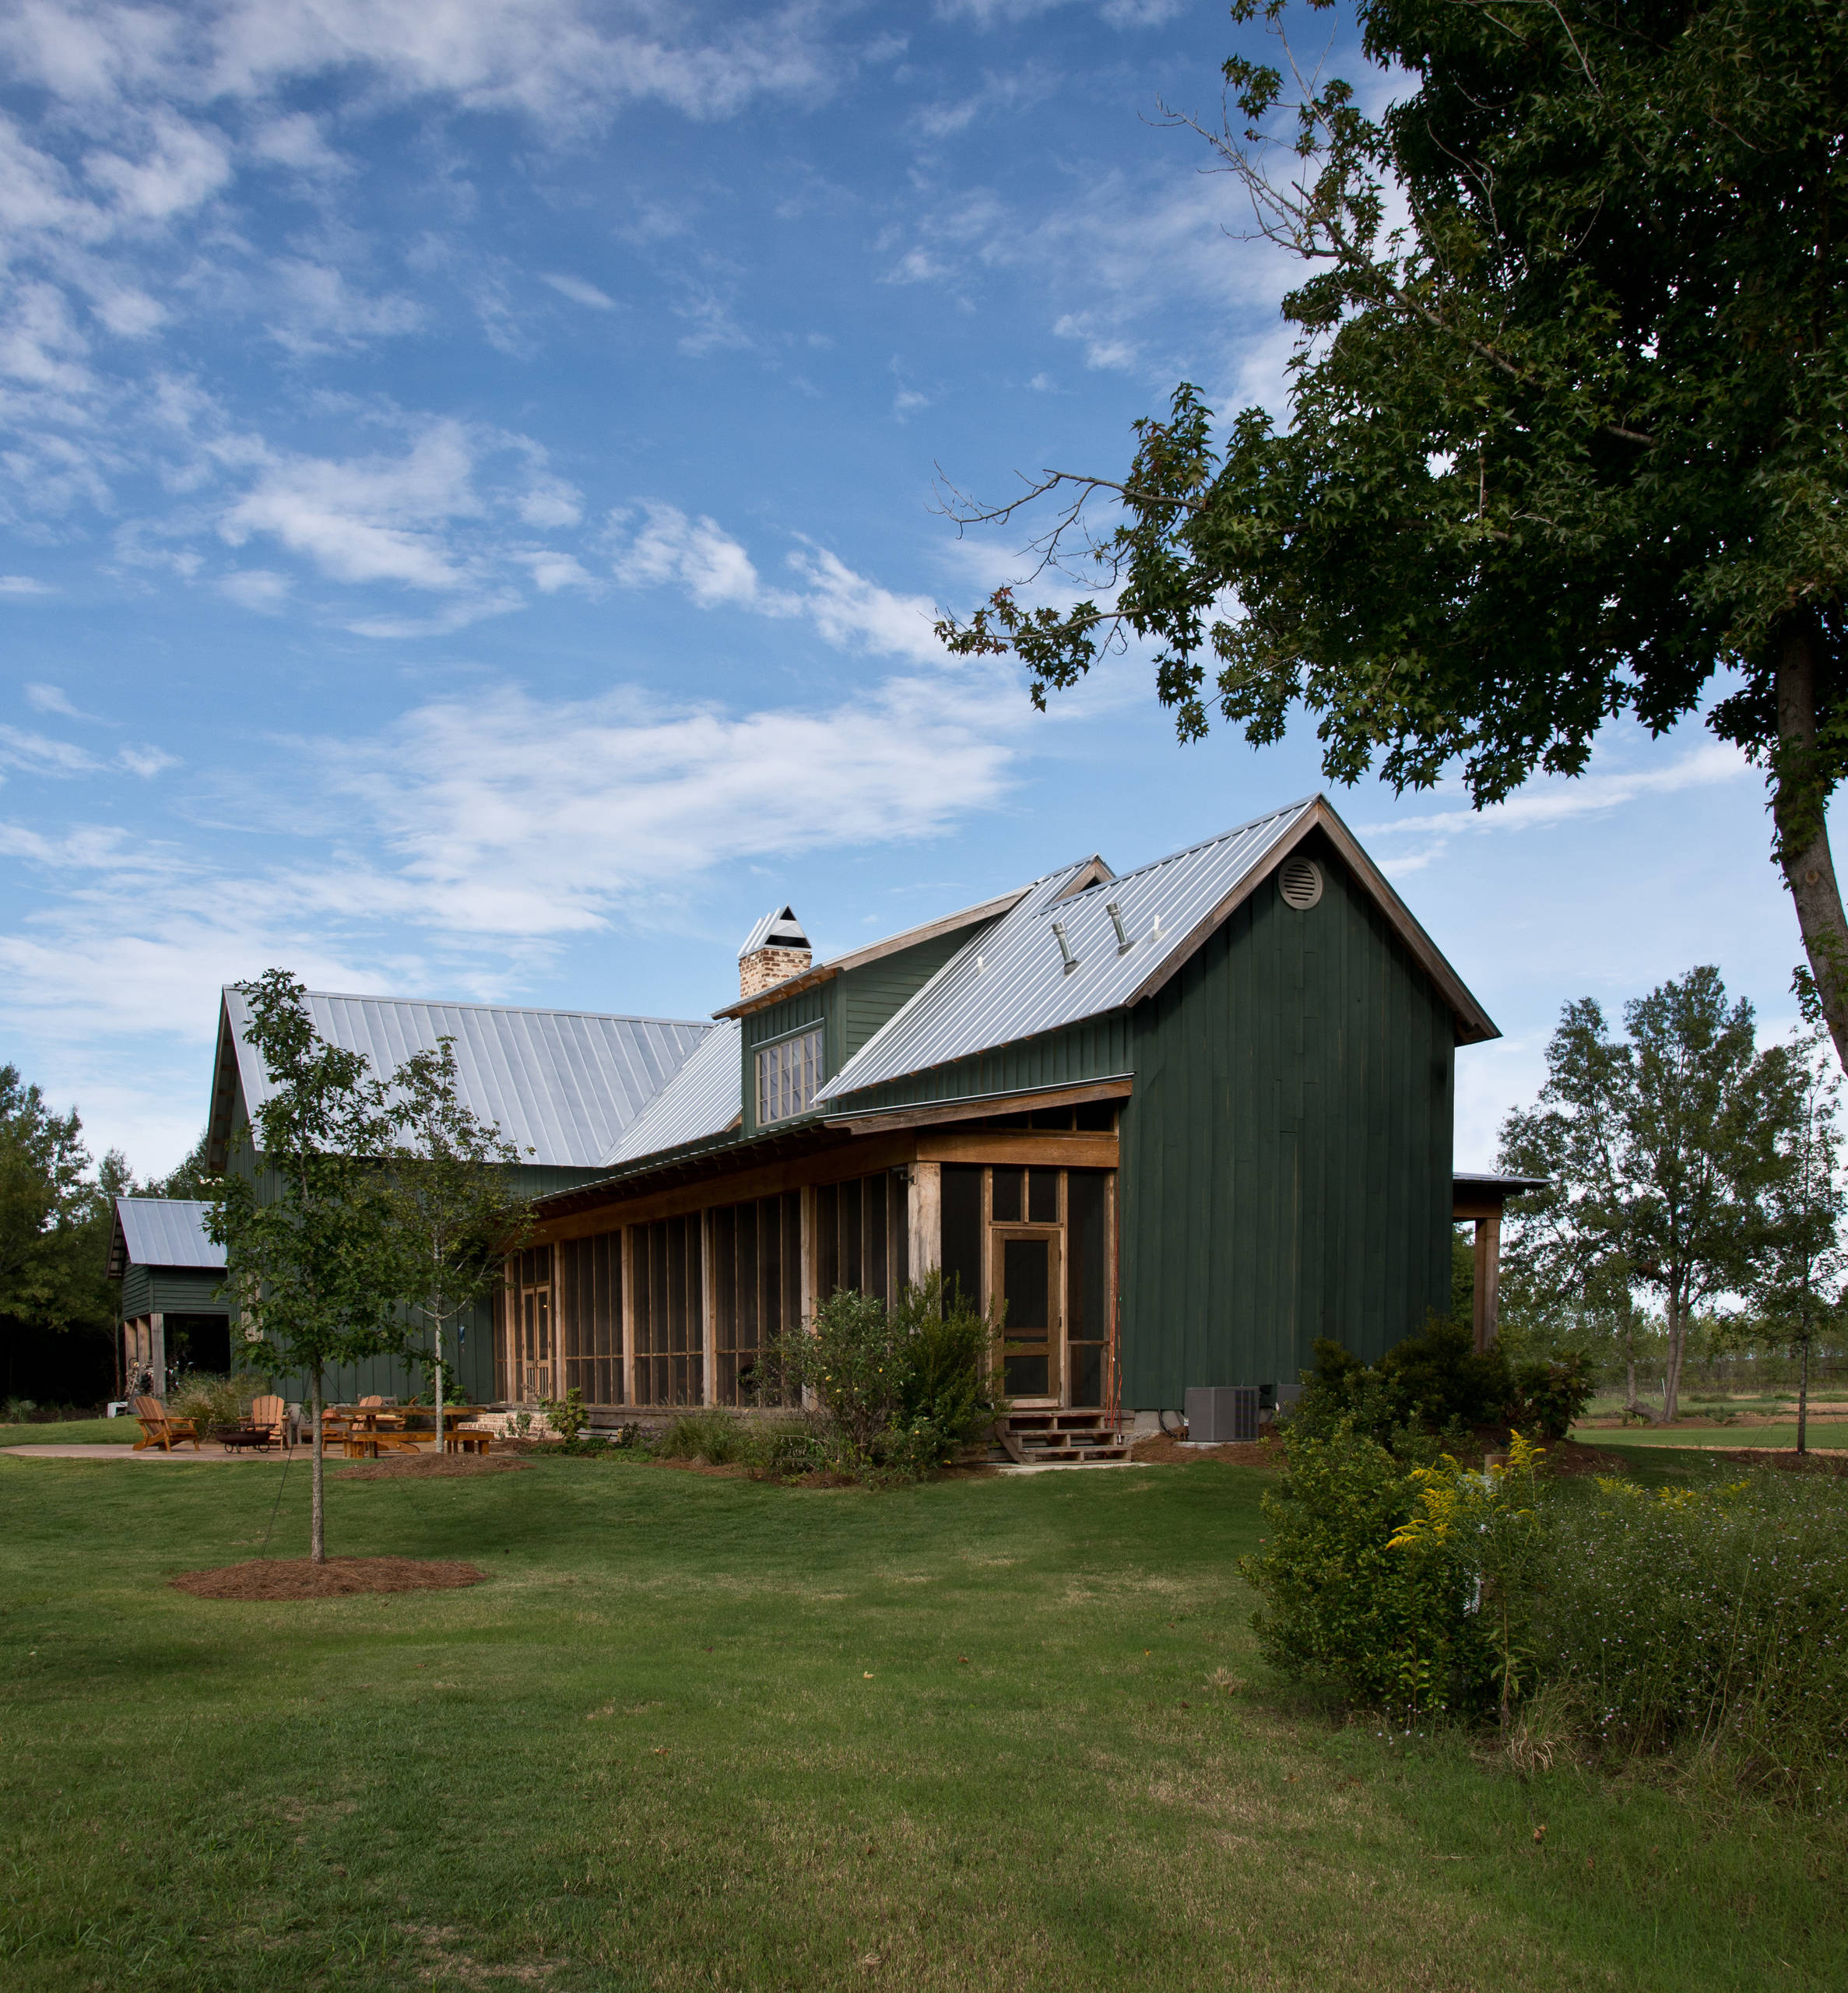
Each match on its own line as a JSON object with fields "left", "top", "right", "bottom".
{"left": 223, "top": 986, "right": 713, "bottom": 1030}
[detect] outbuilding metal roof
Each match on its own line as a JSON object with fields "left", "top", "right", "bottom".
{"left": 114, "top": 1197, "right": 223, "bottom": 1272}
{"left": 603, "top": 1018, "right": 743, "bottom": 1166}
{"left": 218, "top": 990, "right": 711, "bottom": 1169}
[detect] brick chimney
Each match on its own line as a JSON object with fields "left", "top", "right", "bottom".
{"left": 738, "top": 905, "right": 812, "bottom": 999}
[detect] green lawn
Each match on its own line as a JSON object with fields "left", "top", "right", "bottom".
{"left": 0, "top": 1419, "right": 133, "bottom": 1446}
{"left": 2, "top": 1452, "right": 1840, "bottom": 1992}
{"left": 1573, "top": 1423, "right": 1845, "bottom": 1450}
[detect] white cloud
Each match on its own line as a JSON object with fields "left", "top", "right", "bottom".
{"left": 609, "top": 501, "right": 774, "bottom": 610}
{"left": 1362, "top": 743, "right": 1755, "bottom": 873}
{"left": 515, "top": 549, "right": 594, "bottom": 592}
{"left": 542, "top": 272, "right": 617, "bottom": 311}
{"left": 118, "top": 745, "right": 179, "bottom": 778}
{"left": 0, "top": 724, "right": 100, "bottom": 775}
{"left": 24, "top": 683, "right": 88, "bottom": 718}
{"left": 606, "top": 504, "right": 950, "bottom": 666}
{"left": 83, "top": 113, "right": 232, "bottom": 222}
{"left": 217, "top": 420, "right": 480, "bottom": 590}
{"left": 216, "top": 567, "right": 290, "bottom": 612}
{"left": 0, "top": 575, "right": 54, "bottom": 596}
{"left": 266, "top": 260, "right": 423, "bottom": 354}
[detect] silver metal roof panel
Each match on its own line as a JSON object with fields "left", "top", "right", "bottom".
{"left": 115, "top": 1197, "right": 224, "bottom": 1271}
{"left": 815, "top": 799, "right": 1316, "bottom": 1102}
{"left": 603, "top": 1017, "right": 743, "bottom": 1165}
{"left": 221, "top": 990, "right": 711, "bottom": 1169}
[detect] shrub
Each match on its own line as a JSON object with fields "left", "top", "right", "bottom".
{"left": 650, "top": 1407, "right": 756, "bottom": 1465}
{"left": 1510, "top": 1351, "right": 1596, "bottom": 1441}
{"left": 1241, "top": 1422, "right": 1498, "bottom": 1717}
{"left": 1534, "top": 1470, "right": 1848, "bottom": 1795}
{"left": 539, "top": 1386, "right": 588, "bottom": 1449}
{"left": 763, "top": 1271, "right": 1003, "bottom": 1482}
{"left": 167, "top": 1374, "right": 255, "bottom": 1434}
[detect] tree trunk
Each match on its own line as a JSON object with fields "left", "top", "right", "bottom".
{"left": 1621, "top": 1295, "right": 1638, "bottom": 1415}
{"left": 1774, "top": 618, "right": 1848, "bottom": 1075}
{"left": 1661, "top": 1293, "right": 1685, "bottom": 1424}
{"left": 311, "top": 1368, "right": 325, "bottom": 1564}
{"left": 1797, "top": 1334, "right": 1810, "bottom": 1457}
{"left": 433, "top": 1320, "right": 444, "bottom": 1464}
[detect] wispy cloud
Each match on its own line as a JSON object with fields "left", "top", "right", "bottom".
{"left": 1361, "top": 742, "right": 1756, "bottom": 874}
{"left": 0, "top": 576, "right": 54, "bottom": 597}
{"left": 542, "top": 272, "right": 617, "bottom": 310}
{"left": 24, "top": 684, "right": 90, "bottom": 719}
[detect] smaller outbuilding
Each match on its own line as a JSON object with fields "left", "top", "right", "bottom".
{"left": 107, "top": 1198, "right": 230, "bottom": 1395}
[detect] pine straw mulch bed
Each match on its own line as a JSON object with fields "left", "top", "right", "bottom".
{"left": 1130, "top": 1432, "right": 1285, "bottom": 1468}
{"left": 1713, "top": 1446, "right": 1848, "bottom": 1478}
{"left": 170, "top": 1557, "right": 487, "bottom": 1600}
{"left": 336, "top": 1453, "right": 531, "bottom": 1480}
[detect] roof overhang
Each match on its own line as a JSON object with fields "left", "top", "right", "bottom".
{"left": 1454, "top": 1171, "right": 1548, "bottom": 1218}
{"left": 1127, "top": 795, "right": 1500, "bottom": 1046}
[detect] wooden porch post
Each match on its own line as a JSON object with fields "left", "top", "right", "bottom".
{"left": 1473, "top": 1214, "right": 1502, "bottom": 1354}
{"left": 620, "top": 1227, "right": 636, "bottom": 1408}
{"left": 908, "top": 1162, "right": 941, "bottom": 1285}
{"left": 149, "top": 1313, "right": 167, "bottom": 1396}
{"left": 700, "top": 1207, "right": 716, "bottom": 1406}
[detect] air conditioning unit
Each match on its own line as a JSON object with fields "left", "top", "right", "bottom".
{"left": 1184, "top": 1385, "right": 1260, "bottom": 1444}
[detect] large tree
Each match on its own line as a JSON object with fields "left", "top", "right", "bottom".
{"left": 1500, "top": 967, "right": 1805, "bottom": 1422}
{"left": 940, "top": 0, "right": 1848, "bottom": 1063}
{"left": 0, "top": 1066, "right": 125, "bottom": 1404}
{"left": 206, "top": 971, "right": 406, "bottom": 1563}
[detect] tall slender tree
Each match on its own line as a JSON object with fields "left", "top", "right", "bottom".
{"left": 383, "top": 1038, "right": 533, "bottom": 1451}
{"left": 939, "top": 0, "right": 1848, "bottom": 1067}
{"left": 1750, "top": 1035, "right": 1845, "bottom": 1454}
{"left": 205, "top": 971, "right": 404, "bottom": 1564}
{"left": 1501, "top": 968, "right": 1803, "bottom": 1422}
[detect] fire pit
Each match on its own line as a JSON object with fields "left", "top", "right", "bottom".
{"left": 211, "top": 1425, "right": 274, "bottom": 1454}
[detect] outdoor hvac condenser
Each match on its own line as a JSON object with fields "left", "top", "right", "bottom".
{"left": 1184, "top": 1386, "right": 1260, "bottom": 1444}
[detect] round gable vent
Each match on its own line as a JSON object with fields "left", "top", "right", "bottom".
{"left": 1278, "top": 856, "right": 1323, "bottom": 910}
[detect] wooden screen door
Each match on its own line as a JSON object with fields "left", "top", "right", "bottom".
{"left": 521, "top": 1282, "right": 552, "bottom": 1403}
{"left": 992, "top": 1228, "right": 1061, "bottom": 1403}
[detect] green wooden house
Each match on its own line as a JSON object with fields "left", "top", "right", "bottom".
{"left": 512, "top": 794, "right": 1501, "bottom": 1427}
{"left": 203, "top": 793, "right": 1504, "bottom": 1428}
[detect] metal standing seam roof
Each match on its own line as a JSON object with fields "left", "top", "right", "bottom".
{"left": 602, "top": 1018, "right": 743, "bottom": 1166}
{"left": 114, "top": 1197, "right": 224, "bottom": 1271}
{"left": 220, "top": 989, "right": 712, "bottom": 1169}
{"left": 814, "top": 800, "right": 1319, "bottom": 1102}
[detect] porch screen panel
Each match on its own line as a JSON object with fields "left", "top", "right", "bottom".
{"left": 712, "top": 1192, "right": 800, "bottom": 1404}
{"left": 560, "top": 1232, "right": 621, "bottom": 1405}
{"left": 812, "top": 1173, "right": 905, "bottom": 1306}
{"left": 1066, "top": 1171, "right": 1111, "bottom": 1408}
{"left": 632, "top": 1214, "right": 703, "bottom": 1405}
{"left": 940, "top": 1165, "right": 983, "bottom": 1314}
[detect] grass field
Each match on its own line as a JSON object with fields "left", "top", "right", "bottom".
{"left": 2, "top": 1446, "right": 1842, "bottom": 1992}
{"left": 1572, "top": 1423, "right": 1846, "bottom": 1451}
{"left": 0, "top": 1420, "right": 132, "bottom": 1446}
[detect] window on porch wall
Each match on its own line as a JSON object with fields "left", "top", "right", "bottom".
{"left": 814, "top": 1171, "right": 909, "bottom": 1306}
{"left": 631, "top": 1214, "right": 703, "bottom": 1406}
{"left": 497, "top": 1245, "right": 553, "bottom": 1404}
{"left": 557, "top": 1232, "right": 622, "bottom": 1406}
{"left": 711, "top": 1191, "right": 802, "bottom": 1405}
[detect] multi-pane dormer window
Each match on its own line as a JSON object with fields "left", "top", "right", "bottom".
{"left": 756, "top": 1026, "right": 823, "bottom": 1125}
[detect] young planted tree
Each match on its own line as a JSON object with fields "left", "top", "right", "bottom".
{"left": 383, "top": 1037, "right": 533, "bottom": 1450}
{"left": 1750, "top": 1036, "right": 1845, "bottom": 1455}
{"left": 205, "top": 971, "right": 404, "bottom": 1563}
{"left": 1501, "top": 968, "right": 1804, "bottom": 1422}
{"left": 939, "top": 1, "right": 1848, "bottom": 1067}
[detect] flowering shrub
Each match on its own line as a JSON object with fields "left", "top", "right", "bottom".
{"left": 1241, "top": 1423, "right": 1498, "bottom": 1717}
{"left": 1534, "top": 1471, "right": 1848, "bottom": 1794}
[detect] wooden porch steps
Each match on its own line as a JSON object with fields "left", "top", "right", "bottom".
{"left": 990, "top": 1408, "right": 1133, "bottom": 1466}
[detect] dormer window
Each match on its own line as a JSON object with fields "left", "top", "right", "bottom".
{"left": 757, "top": 1026, "right": 823, "bottom": 1126}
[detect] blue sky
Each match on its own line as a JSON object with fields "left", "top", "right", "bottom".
{"left": 0, "top": 0, "right": 1806, "bottom": 1176}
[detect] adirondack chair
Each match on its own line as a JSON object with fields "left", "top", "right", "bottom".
{"left": 132, "top": 1395, "right": 200, "bottom": 1452}
{"left": 249, "top": 1395, "right": 290, "bottom": 1449}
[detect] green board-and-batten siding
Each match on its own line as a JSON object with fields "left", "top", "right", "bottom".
{"left": 1115, "top": 832, "right": 1455, "bottom": 1405}
{"left": 120, "top": 1265, "right": 230, "bottom": 1320}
